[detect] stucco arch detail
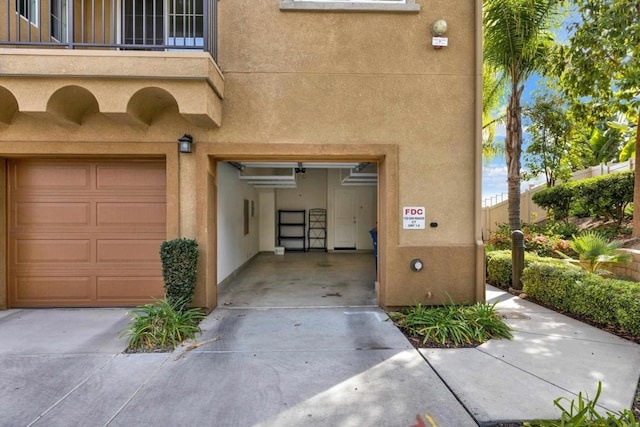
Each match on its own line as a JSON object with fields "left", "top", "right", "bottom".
{"left": 0, "top": 86, "right": 19, "bottom": 124}
{"left": 47, "top": 85, "right": 99, "bottom": 125}
{"left": 127, "top": 87, "right": 180, "bottom": 126}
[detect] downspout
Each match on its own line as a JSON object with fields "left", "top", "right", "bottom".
{"left": 474, "top": 0, "right": 486, "bottom": 302}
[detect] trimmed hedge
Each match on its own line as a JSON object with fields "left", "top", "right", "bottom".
{"left": 529, "top": 171, "right": 634, "bottom": 225}
{"left": 573, "top": 171, "right": 634, "bottom": 224}
{"left": 522, "top": 262, "right": 640, "bottom": 337}
{"left": 532, "top": 183, "right": 575, "bottom": 222}
{"left": 160, "top": 238, "right": 199, "bottom": 311}
{"left": 486, "top": 250, "right": 542, "bottom": 288}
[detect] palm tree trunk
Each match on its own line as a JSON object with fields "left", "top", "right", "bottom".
{"left": 506, "top": 83, "right": 524, "bottom": 231}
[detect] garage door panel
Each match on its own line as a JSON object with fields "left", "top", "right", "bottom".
{"left": 97, "top": 277, "right": 164, "bottom": 300}
{"left": 16, "top": 239, "right": 92, "bottom": 264}
{"left": 96, "top": 202, "right": 166, "bottom": 228}
{"left": 13, "top": 163, "right": 92, "bottom": 190}
{"left": 8, "top": 159, "right": 167, "bottom": 308}
{"left": 96, "top": 164, "right": 166, "bottom": 190}
{"left": 15, "top": 202, "right": 91, "bottom": 227}
{"left": 13, "top": 276, "right": 94, "bottom": 303}
{"left": 96, "top": 239, "right": 164, "bottom": 264}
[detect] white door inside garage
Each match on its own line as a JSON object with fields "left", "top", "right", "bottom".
{"left": 7, "top": 159, "right": 167, "bottom": 308}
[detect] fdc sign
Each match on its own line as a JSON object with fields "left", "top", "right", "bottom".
{"left": 402, "top": 206, "right": 425, "bottom": 229}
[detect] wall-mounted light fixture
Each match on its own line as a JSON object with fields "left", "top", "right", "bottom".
{"left": 430, "top": 19, "right": 448, "bottom": 49}
{"left": 178, "top": 134, "right": 193, "bottom": 153}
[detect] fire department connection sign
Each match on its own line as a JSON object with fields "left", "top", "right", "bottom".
{"left": 403, "top": 207, "right": 425, "bottom": 229}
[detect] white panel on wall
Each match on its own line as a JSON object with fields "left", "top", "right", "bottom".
{"left": 259, "top": 190, "right": 275, "bottom": 251}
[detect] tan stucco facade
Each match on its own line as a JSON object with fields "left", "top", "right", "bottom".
{"left": 0, "top": 0, "right": 484, "bottom": 310}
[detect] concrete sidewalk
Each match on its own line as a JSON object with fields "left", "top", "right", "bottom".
{"left": 0, "top": 286, "right": 639, "bottom": 426}
{"left": 421, "top": 285, "right": 640, "bottom": 424}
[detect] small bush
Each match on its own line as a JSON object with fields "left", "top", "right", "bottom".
{"left": 160, "top": 238, "right": 199, "bottom": 311}
{"left": 573, "top": 171, "right": 634, "bottom": 225}
{"left": 122, "top": 297, "right": 205, "bottom": 352}
{"left": 532, "top": 183, "right": 575, "bottom": 222}
{"left": 487, "top": 250, "right": 544, "bottom": 288}
{"left": 522, "top": 262, "right": 640, "bottom": 337}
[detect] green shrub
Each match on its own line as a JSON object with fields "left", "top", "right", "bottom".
{"left": 388, "top": 302, "right": 512, "bottom": 346}
{"left": 573, "top": 171, "right": 634, "bottom": 225}
{"left": 522, "top": 262, "right": 640, "bottom": 337}
{"left": 486, "top": 250, "right": 542, "bottom": 288}
{"left": 122, "top": 297, "right": 205, "bottom": 352}
{"left": 160, "top": 238, "right": 199, "bottom": 311}
{"left": 522, "top": 261, "right": 588, "bottom": 311}
{"left": 532, "top": 183, "right": 575, "bottom": 222}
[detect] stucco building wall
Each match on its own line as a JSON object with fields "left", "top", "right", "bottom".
{"left": 0, "top": 0, "right": 483, "bottom": 310}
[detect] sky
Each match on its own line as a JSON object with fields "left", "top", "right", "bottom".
{"left": 481, "top": 90, "right": 545, "bottom": 206}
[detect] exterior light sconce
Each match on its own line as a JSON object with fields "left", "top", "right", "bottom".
{"left": 410, "top": 259, "right": 424, "bottom": 272}
{"left": 178, "top": 134, "right": 193, "bottom": 153}
{"left": 430, "top": 19, "right": 448, "bottom": 49}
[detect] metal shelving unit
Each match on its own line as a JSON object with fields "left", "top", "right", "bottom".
{"left": 277, "top": 210, "right": 306, "bottom": 252}
{"left": 307, "top": 208, "right": 327, "bottom": 251}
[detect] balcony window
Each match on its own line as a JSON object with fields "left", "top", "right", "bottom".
{"left": 122, "top": 0, "right": 204, "bottom": 48}
{"left": 167, "top": 0, "right": 204, "bottom": 48}
{"left": 16, "top": 0, "right": 38, "bottom": 25}
{"left": 50, "top": 0, "right": 67, "bottom": 42}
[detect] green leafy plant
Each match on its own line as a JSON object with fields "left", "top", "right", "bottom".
{"left": 122, "top": 297, "right": 205, "bottom": 352}
{"left": 389, "top": 302, "right": 512, "bottom": 347}
{"left": 556, "top": 230, "right": 631, "bottom": 275}
{"left": 160, "top": 238, "right": 199, "bottom": 312}
{"left": 526, "top": 381, "right": 638, "bottom": 426}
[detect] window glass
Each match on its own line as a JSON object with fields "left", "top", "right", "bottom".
{"left": 16, "top": 0, "right": 38, "bottom": 25}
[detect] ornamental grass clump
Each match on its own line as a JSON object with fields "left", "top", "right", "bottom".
{"left": 526, "top": 382, "right": 638, "bottom": 427}
{"left": 122, "top": 297, "right": 205, "bottom": 352}
{"left": 389, "top": 301, "right": 512, "bottom": 347}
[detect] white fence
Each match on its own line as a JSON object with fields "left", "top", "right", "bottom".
{"left": 481, "top": 159, "right": 636, "bottom": 235}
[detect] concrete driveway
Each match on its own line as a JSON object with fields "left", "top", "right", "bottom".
{"left": 0, "top": 306, "right": 477, "bottom": 427}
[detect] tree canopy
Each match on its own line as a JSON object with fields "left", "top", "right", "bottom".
{"left": 552, "top": 0, "right": 639, "bottom": 233}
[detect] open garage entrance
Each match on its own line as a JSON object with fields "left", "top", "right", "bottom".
{"left": 215, "top": 160, "right": 379, "bottom": 308}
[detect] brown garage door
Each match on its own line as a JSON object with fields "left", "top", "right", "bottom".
{"left": 8, "top": 159, "right": 167, "bottom": 308}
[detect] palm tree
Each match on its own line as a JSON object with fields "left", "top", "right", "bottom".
{"left": 483, "top": 0, "right": 564, "bottom": 231}
{"left": 557, "top": 231, "right": 631, "bottom": 275}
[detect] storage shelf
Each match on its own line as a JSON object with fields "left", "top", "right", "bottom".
{"left": 308, "top": 208, "right": 327, "bottom": 251}
{"left": 278, "top": 210, "right": 306, "bottom": 252}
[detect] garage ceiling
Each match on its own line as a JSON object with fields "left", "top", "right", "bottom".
{"left": 228, "top": 162, "right": 378, "bottom": 188}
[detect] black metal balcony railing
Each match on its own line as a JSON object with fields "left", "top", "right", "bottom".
{"left": 2, "top": 0, "right": 217, "bottom": 60}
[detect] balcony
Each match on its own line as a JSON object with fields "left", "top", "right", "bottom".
{"left": 2, "top": 0, "right": 217, "bottom": 58}
{"left": 0, "top": 0, "right": 223, "bottom": 128}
